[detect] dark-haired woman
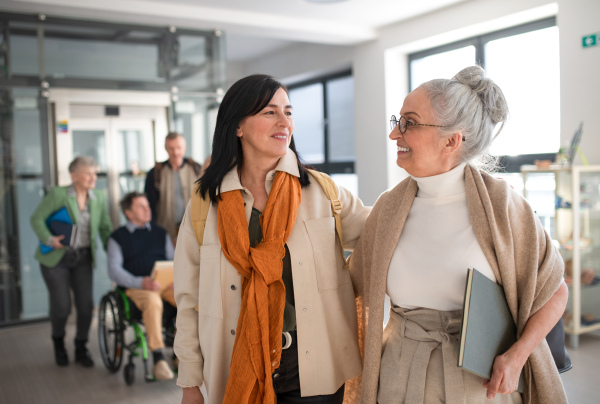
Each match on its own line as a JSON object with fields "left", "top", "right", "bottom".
{"left": 174, "top": 74, "right": 371, "bottom": 404}
{"left": 351, "top": 66, "right": 568, "bottom": 403}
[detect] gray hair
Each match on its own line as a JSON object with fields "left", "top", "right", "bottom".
{"left": 68, "top": 156, "right": 97, "bottom": 173}
{"left": 420, "top": 65, "right": 509, "bottom": 170}
{"left": 165, "top": 132, "right": 185, "bottom": 142}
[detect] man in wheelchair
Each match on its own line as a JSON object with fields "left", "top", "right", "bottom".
{"left": 107, "top": 191, "right": 177, "bottom": 380}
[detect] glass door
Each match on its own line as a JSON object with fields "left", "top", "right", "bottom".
{"left": 2, "top": 88, "right": 49, "bottom": 324}
{"left": 69, "top": 118, "right": 155, "bottom": 228}
{"left": 112, "top": 119, "right": 155, "bottom": 223}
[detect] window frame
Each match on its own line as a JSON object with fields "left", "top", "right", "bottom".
{"left": 287, "top": 69, "right": 355, "bottom": 175}
{"left": 408, "top": 17, "right": 557, "bottom": 172}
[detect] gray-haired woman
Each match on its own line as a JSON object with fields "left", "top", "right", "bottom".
{"left": 31, "top": 156, "right": 112, "bottom": 368}
{"left": 351, "top": 66, "right": 568, "bottom": 403}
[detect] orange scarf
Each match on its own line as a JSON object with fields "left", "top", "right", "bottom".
{"left": 219, "top": 171, "right": 302, "bottom": 404}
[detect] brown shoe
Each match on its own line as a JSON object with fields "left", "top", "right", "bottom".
{"left": 153, "top": 359, "right": 174, "bottom": 380}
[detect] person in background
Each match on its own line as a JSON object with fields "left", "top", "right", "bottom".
{"left": 174, "top": 74, "right": 371, "bottom": 404}
{"left": 144, "top": 132, "right": 202, "bottom": 243}
{"left": 107, "top": 191, "right": 177, "bottom": 380}
{"left": 31, "top": 156, "right": 112, "bottom": 368}
{"left": 350, "top": 65, "right": 568, "bottom": 403}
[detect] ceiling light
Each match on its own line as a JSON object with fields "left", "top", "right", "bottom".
{"left": 304, "top": 0, "right": 349, "bottom": 3}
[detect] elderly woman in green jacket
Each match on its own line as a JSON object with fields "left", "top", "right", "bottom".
{"left": 31, "top": 156, "right": 112, "bottom": 368}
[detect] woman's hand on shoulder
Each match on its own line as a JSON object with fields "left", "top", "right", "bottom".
{"left": 483, "top": 348, "right": 526, "bottom": 399}
{"left": 181, "top": 387, "right": 204, "bottom": 404}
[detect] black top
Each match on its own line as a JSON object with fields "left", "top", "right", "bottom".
{"left": 248, "top": 208, "right": 296, "bottom": 332}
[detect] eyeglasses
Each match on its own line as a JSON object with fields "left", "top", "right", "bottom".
{"left": 390, "top": 115, "right": 465, "bottom": 141}
{"left": 390, "top": 115, "right": 446, "bottom": 134}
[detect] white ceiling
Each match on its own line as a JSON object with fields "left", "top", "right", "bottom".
{"left": 1, "top": 0, "right": 469, "bottom": 62}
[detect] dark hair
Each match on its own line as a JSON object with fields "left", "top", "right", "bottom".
{"left": 199, "top": 74, "right": 311, "bottom": 203}
{"left": 120, "top": 191, "right": 146, "bottom": 215}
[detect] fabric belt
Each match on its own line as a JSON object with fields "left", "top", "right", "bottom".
{"left": 389, "top": 305, "right": 466, "bottom": 404}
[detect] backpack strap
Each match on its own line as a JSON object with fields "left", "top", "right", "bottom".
{"left": 190, "top": 182, "right": 211, "bottom": 247}
{"left": 190, "top": 183, "right": 211, "bottom": 312}
{"left": 190, "top": 171, "right": 347, "bottom": 267}
{"left": 307, "top": 169, "right": 348, "bottom": 269}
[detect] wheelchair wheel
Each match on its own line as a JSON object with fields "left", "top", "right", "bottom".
{"left": 124, "top": 363, "right": 135, "bottom": 386}
{"left": 98, "top": 292, "right": 124, "bottom": 372}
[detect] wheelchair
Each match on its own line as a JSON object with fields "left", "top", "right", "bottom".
{"left": 97, "top": 287, "right": 177, "bottom": 385}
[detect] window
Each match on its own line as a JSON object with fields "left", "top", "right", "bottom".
{"left": 288, "top": 71, "right": 357, "bottom": 194}
{"left": 409, "top": 18, "right": 559, "bottom": 170}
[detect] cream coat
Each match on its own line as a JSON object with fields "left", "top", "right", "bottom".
{"left": 173, "top": 149, "right": 371, "bottom": 404}
{"left": 351, "top": 165, "right": 568, "bottom": 404}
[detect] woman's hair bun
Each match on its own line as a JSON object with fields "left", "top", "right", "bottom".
{"left": 453, "top": 66, "right": 508, "bottom": 124}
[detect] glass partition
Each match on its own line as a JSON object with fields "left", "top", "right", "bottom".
{"left": 173, "top": 95, "right": 219, "bottom": 164}
{"left": 72, "top": 129, "right": 108, "bottom": 172}
{"left": 1, "top": 88, "right": 47, "bottom": 324}
{"left": 326, "top": 76, "right": 355, "bottom": 163}
{"left": 17, "top": 179, "right": 47, "bottom": 319}
{"left": 7, "top": 17, "right": 225, "bottom": 92}
{"left": 0, "top": 11, "right": 227, "bottom": 326}
{"left": 13, "top": 89, "right": 43, "bottom": 174}
{"left": 289, "top": 83, "right": 325, "bottom": 164}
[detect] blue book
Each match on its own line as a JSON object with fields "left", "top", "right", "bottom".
{"left": 39, "top": 207, "right": 78, "bottom": 254}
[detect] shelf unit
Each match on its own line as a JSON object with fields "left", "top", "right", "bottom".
{"left": 521, "top": 164, "right": 600, "bottom": 348}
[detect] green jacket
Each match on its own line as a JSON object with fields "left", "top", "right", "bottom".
{"left": 30, "top": 185, "right": 112, "bottom": 268}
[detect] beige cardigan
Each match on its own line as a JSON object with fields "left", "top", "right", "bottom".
{"left": 350, "top": 165, "right": 568, "bottom": 404}
{"left": 173, "top": 149, "right": 370, "bottom": 404}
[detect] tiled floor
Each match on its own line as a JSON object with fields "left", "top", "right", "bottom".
{"left": 0, "top": 318, "right": 598, "bottom": 403}
{"left": 0, "top": 319, "right": 181, "bottom": 404}
{"left": 562, "top": 334, "right": 600, "bottom": 403}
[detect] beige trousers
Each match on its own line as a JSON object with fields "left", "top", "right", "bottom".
{"left": 125, "top": 288, "right": 177, "bottom": 352}
{"left": 378, "top": 306, "right": 523, "bottom": 404}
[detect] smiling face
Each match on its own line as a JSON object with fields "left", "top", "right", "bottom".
{"left": 70, "top": 165, "right": 98, "bottom": 190}
{"left": 237, "top": 87, "right": 294, "bottom": 165}
{"left": 389, "top": 87, "right": 459, "bottom": 177}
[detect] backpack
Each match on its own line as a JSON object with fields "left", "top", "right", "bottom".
{"left": 190, "top": 169, "right": 347, "bottom": 268}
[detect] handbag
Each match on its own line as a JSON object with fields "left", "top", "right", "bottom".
{"left": 546, "top": 317, "right": 572, "bottom": 373}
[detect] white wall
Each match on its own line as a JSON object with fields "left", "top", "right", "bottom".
{"left": 240, "top": 42, "right": 355, "bottom": 84}
{"left": 237, "top": 0, "right": 600, "bottom": 205}
{"left": 557, "top": 0, "right": 600, "bottom": 166}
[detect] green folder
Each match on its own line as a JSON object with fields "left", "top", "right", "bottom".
{"left": 458, "top": 268, "right": 524, "bottom": 393}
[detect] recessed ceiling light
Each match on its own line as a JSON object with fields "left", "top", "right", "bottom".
{"left": 304, "top": 0, "right": 349, "bottom": 3}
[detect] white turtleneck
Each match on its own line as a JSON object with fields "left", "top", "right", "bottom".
{"left": 386, "top": 163, "right": 496, "bottom": 311}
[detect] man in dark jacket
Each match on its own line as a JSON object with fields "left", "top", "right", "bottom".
{"left": 144, "top": 132, "right": 202, "bottom": 243}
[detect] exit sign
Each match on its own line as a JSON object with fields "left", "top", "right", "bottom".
{"left": 582, "top": 33, "right": 600, "bottom": 48}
